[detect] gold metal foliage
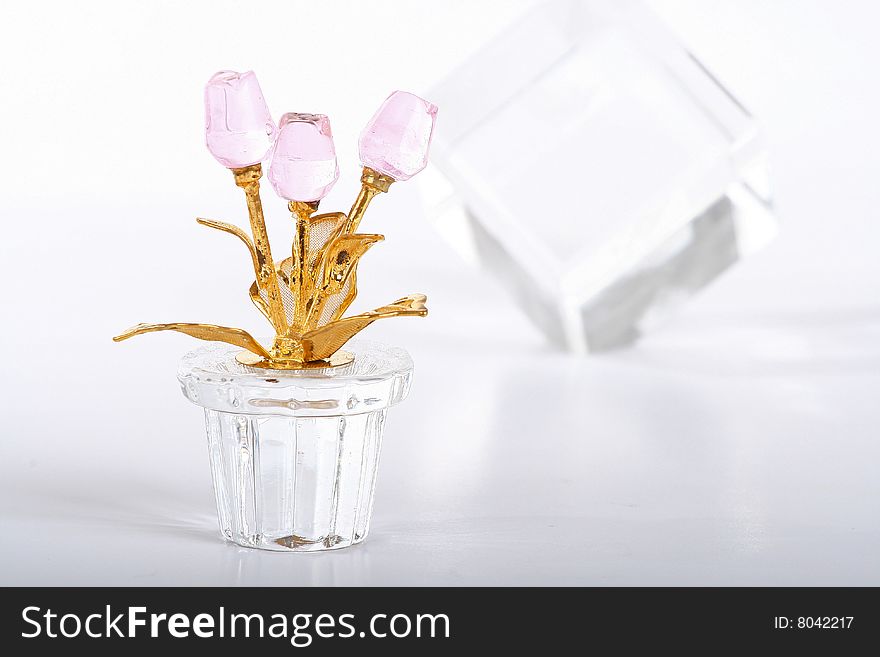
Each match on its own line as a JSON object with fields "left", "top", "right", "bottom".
{"left": 113, "top": 165, "right": 428, "bottom": 369}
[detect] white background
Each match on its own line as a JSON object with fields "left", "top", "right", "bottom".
{"left": 0, "top": 0, "right": 877, "bottom": 584}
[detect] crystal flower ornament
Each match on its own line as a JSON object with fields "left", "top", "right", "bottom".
{"left": 359, "top": 90, "right": 438, "bottom": 181}
{"left": 268, "top": 113, "right": 339, "bottom": 202}
{"left": 204, "top": 70, "right": 277, "bottom": 168}
{"left": 114, "top": 74, "right": 435, "bottom": 370}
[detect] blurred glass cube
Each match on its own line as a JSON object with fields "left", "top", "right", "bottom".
{"left": 423, "top": 0, "right": 777, "bottom": 352}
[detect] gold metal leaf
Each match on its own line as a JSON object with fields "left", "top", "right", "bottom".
{"left": 250, "top": 258, "right": 298, "bottom": 328}
{"left": 196, "top": 217, "right": 261, "bottom": 283}
{"left": 321, "top": 234, "right": 384, "bottom": 289}
{"left": 249, "top": 281, "right": 273, "bottom": 324}
{"left": 113, "top": 322, "right": 270, "bottom": 358}
{"left": 305, "top": 234, "right": 384, "bottom": 330}
{"left": 301, "top": 294, "right": 428, "bottom": 360}
{"left": 307, "top": 212, "right": 348, "bottom": 270}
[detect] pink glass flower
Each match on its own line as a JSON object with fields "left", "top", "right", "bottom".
{"left": 359, "top": 91, "right": 438, "bottom": 181}
{"left": 204, "top": 70, "right": 277, "bottom": 168}
{"left": 268, "top": 113, "right": 339, "bottom": 202}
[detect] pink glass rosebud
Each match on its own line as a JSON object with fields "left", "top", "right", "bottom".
{"left": 358, "top": 91, "right": 438, "bottom": 181}
{"left": 268, "top": 113, "right": 339, "bottom": 202}
{"left": 204, "top": 70, "right": 277, "bottom": 168}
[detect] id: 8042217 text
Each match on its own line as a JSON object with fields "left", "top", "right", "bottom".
{"left": 774, "top": 617, "right": 853, "bottom": 629}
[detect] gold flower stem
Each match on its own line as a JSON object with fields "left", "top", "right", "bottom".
{"left": 345, "top": 186, "right": 378, "bottom": 234}
{"left": 302, "top": 289, "right": 325, "bottom": 331}
{"left": 344, "top": 166, "right": 395, "bottom": 233}
{"left": 232, "top": 164, "right": 288, "bottom": 334}
{"left": 288, "top": 200, "right": 319, "bottom": 331}
{"left": 300, "top": 168, "right": 395, "bottom": 331}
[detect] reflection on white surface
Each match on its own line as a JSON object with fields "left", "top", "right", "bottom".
{"left": 1, "top": 290, "right": 877, "bottom": 584}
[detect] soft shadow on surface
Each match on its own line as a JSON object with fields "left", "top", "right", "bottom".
{"left": 0, "top": 472, "right": 218, "bottom": 545}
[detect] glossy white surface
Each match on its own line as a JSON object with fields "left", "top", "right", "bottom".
{"left": 1, "top": 0, "right": 878, "bottom": 585}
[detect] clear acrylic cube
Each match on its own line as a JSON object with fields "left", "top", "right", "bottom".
{"left": 423, "top": 0, "right": 777, "bottom": 352}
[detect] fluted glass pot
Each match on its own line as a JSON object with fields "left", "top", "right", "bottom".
{"left": 178, "top": 340, "right": 413, "bottom": 551}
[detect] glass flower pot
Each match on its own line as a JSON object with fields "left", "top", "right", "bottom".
{"left": 177, "top": 340, "right": 413, "bottom": 551}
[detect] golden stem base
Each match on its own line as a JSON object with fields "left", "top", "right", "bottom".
{"left": 235, "top": 349, "right": 355, "bottom": 370}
